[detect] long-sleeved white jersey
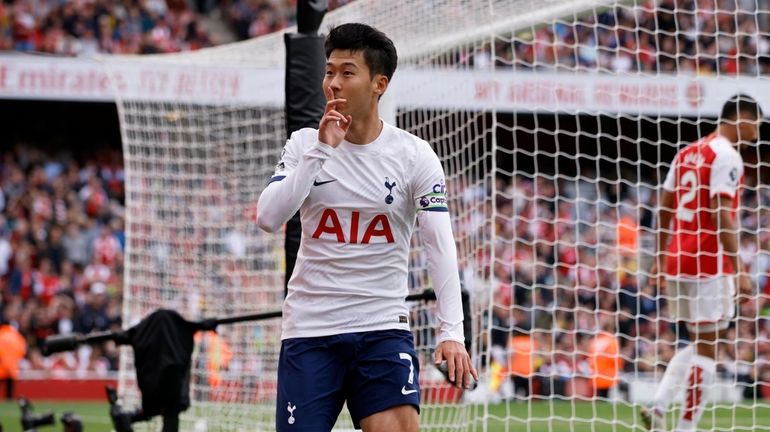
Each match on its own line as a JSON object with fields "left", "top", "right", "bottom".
{"left": 257, "top": 121, "right": 465, "bottom": 344}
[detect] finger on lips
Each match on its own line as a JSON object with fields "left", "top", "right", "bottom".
{"left": 325, "top": 99, "right": 345, "bottom": 112}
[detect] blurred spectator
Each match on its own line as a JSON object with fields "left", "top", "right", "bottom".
{"left": 588, "top": 315, "right": 624, "bottom": 398}
{"left": 0, "top": 317, "right": 26, "bottom": 400}
{"left": 508, "top": 328, "right": 541, "bottom": 399}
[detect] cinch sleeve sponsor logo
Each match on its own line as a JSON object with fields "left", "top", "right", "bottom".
{"left": 417, "top": 181, "right": 449, "bottom": 212}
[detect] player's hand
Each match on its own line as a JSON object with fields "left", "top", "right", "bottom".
{"left": 434, "top": 340, "right": 478, "bottom": 389}
{"left": 649, "top": 258, "right": 666, "bottom": 294}
{"left": 736, "top": 273, "right": 753, "bottom": 305}
{"left": 318, "top": 86, "right": 352, "bottom": 148}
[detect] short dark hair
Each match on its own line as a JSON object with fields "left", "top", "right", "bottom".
{"left": 720, "top": 93, "right": 763, "bottom": 122}
{"left": 325, "top": 23, "right": 398, "bottom": 81}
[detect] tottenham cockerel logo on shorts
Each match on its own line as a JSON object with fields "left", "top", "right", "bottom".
{"left": 287, "top": 402, "right": 297, "bottom": 424}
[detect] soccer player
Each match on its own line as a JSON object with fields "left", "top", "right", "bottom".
{"left": 642, "top": 94, "right": 762, "bottom": 431}
{"left": 256, "top": 23, "right": 477, "bottom": 432}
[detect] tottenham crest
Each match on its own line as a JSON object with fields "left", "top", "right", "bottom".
{"left": 384, "top": 177, "right": 396, "bottom": 204}
{"left": 287, "top": 402, "right": 297, "bottom": 424}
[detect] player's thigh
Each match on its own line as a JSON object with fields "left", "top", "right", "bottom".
{"left": 667, "top": 278, "right": 690, "bottom": 322}
{"left": 276, "top": 336, "right": 351, "bottom": 432}
{"left": 670, "top": 277, "right": 735, "bottom": 333}
{"left": 346, "top": 330, "right": 420, "bottom": 429}
{"left": 359, "top": 404, "right": 419, "bottom": 432}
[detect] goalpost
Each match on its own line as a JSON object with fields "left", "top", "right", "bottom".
{"left": 108, "top": 0, "right": 770, "bottom": 430}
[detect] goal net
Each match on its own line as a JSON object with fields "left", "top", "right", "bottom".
{"left": 108, "top": 0, "right": 770, "bottom": 430}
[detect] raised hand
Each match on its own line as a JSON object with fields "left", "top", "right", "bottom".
{"left": 737, "top": 273, "right": 753, "bottom": 305}
{"left": 319, "top": 86, "right": 352, "bottom": 148}
{"left": 649, "top": 258, "right": 666, "bottom": 295}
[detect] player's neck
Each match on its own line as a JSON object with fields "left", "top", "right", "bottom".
{"left": 345, "top": 107, "right": 382, "bottom": 145}
{"left": 716, "top": 124, "right": 738, "bottom": 145}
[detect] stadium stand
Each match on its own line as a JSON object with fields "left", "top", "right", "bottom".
{"left": 1, "top": 0, "right": 355, "bottom": 55}
{"left": 460, "top": 0, "right": 770, "bottom": 75}
{"left": 4, "top": 0, "right": 765, "bottom": 76}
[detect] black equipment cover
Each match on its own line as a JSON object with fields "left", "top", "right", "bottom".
{"left": 120, "top": 309, "right": 210, "bottom": 417}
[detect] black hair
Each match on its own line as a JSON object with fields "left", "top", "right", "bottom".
{"left": 325, "top": 23, "right": 398, "bottom": 81}
{"left": 720, "top": 93, "right": 763, "bottom": 122}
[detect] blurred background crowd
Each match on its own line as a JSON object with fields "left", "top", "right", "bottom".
{"left": 0, "top": 144, "right": 125, "bottom": 380}
{"left": 2, "top": 0, "right": 770, "bottom": 77}
{"left": 0, "top": 0, "right": 353, "bottom": 55}
{"left": 465, "top": 0, "right": 770, "bottom": 75}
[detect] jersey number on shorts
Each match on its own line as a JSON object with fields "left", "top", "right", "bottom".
{"left": 399, "top": 353, "right": 414, "bottom": 384}
{"left": 677, "top": 170, "right": 698, "bottom": 223}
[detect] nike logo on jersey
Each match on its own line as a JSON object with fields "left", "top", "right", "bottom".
{"left": 313, "top": 179, "right": 337, "bottom": 186}
{"left": 401, "top": 386, "right": 417, "bottom": 395}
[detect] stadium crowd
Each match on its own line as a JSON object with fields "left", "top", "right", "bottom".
{"left": 0, "top": 144, "right": 125, "bottom": 380}
{"left": 1, "top": 0, "right": 354, "bottom": 56}
{"left": 3, "top": 0, "right": 770, "bottom": 76}
{"left": 2, "top": 0, "right": 215, "bottom": 55}
{"left": 464, "top": 0, "right": 770, "bottom": 76}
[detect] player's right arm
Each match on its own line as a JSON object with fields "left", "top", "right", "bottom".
{"left": 710, "top": 151, "right": 750, "bottom": 302}
{"left": 713, "top": 196, "right": 751, "bottom": 302}
{"left": 256, "top": 133, "right": 334, "bottom": 232}
{"left": 713, "top": 195, "right": 742, "bottom": 271}
{"left": 256, "top": 88, "right": 351, "bottom": 233}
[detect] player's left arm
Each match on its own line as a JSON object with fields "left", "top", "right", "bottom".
{"left": 414, "top": 147, "right": 478, "bottom": 389}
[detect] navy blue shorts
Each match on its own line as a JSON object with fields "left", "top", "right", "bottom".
{"left": 276, "top": 329, "right": 420, "bottom": 431}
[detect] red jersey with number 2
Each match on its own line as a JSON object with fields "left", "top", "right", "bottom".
{"left": 663, "top": 132, "right": 743, "bottom": 278}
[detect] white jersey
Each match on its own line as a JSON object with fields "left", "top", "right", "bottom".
{"left": 257, "top": 121, "right": 465, "bottom": 343}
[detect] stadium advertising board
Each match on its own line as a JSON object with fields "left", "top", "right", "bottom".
{"left": 0, "top": 55, "right": 282, "bottom": 105}
{"left": 1, "top": 55, "right": 767, "bottom": 116}
{"left": 394, "top": 69, "right": 765, "bottom": 116}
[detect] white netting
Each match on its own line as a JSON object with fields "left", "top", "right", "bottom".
{"left": 110, "top": 0, "right": 770, "bottom": 431}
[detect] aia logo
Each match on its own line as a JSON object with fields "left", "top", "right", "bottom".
{"left": 312, "top": 209, "right": 394, "bottom": 244}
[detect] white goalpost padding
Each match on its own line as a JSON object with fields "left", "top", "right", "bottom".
{"left": 109, "top": 0, "right": 770, "bottom": 431}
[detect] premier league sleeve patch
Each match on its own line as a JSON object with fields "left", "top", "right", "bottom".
{"left": 416, "top": 182, "right": 449, "bottom": 212}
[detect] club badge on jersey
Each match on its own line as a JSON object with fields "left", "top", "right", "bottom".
{"left": 384, "top": 177, "right": 396, "bottom": 204}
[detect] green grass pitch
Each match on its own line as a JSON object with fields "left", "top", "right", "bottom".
{"left": 2, "top": 400, "right": 770, "bottom": 431}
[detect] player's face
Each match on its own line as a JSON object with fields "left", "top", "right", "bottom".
{"left": 324, "top": 49, "right": 387, "bottom": 119}
{"left": 735, "top": 111, "right": 761, "bottom": 144}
